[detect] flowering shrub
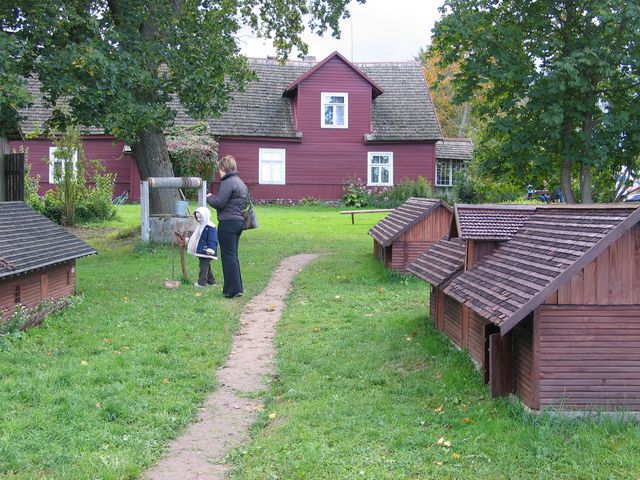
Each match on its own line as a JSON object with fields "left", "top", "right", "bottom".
{"left": 342, "top": 177, "right": 369, "bottom": 207}
{"left": 167, "top": 122, "right": 218, "bottom": 181}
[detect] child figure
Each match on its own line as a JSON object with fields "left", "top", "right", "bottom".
{"left": 187, "top": 206, "right": 218, "bottom": 287}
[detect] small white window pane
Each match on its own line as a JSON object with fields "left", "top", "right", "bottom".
{"left": 381, "top": 167, "right": 390, "bottom": 184}
{"left": 329, "top": 95, "right": 344, "bottom": 104}
{"left": 324, "top": 106, "right": 334, "bottom": 125}
{"left": 371, "top": 167, "right": 379, "bottom": 183}
{"left": 335, "top": 106, "right": 344, "bottom": 125}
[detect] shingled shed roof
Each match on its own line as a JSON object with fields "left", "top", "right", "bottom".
{"left": 0, "top": 202, "right": 96, "bottom": 280}
{"left": 444, "top": 204, "right": 640, "bottom": 334}
{"left": 369, "top": 197, "right": 450, "bottom": 247}
{"left": 407, "top": 237, "right": 466, "bottom": 288}
{"left": 436, "top": 138, "right": 473, "bottom": 161}
{"left": 19, "top": 54, "right": 442, "bottom": 142}
{"left": 452, "top": 204, "right": 536, "bottom": 241}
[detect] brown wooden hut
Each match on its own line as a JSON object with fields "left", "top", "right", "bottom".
{"left": 409, "top": 204, "right": 535, "bottom": 379}
{"left": 407, "top": 237, "right": 466, "bottom": 346}
{"left": 0, "top": 202, "right": 96, "bottom": 319}
{"left": 445, "top": 204, "right": 640, "bottom": 411}
{"left": 368, "top": 197, "right": 452, "bottom": 271}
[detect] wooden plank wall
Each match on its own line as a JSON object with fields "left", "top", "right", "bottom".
{"left": 512, "top": 317, "right": 535, "bottom": 409}
{"left": 429, "top": 285, "right": 437, "bottom": 326}
{"left": 0, "top": 262, "right": 75, "bottom": 319}
{"left": 400, "top": 206, "right": 452, "bottom": 243}
{"left": 468, "top": 311, "right": 488, "bottom": 365}
{"left": 537, "top": 305, "right": 640, "bottom": 410}
{"left": 466, "top": 240, "right": 501, "bottom": 269}
{"left": 547, "top": 223, "right": 640, "bottom": 306}
{"left": 443, "top": 295, "right": 463, "bottom": 347}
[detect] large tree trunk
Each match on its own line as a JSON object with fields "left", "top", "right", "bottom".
{"left": 131, "top": 130, "right": 177, "bottom": 214}
{"left": 579, "top": 110, "right": 595, "bottom": 204}
{"left": 580, "top": 164, "right": 592, "bottom": 204}
{"left": 560, "top": 118, "right": 576, "bottom": 203}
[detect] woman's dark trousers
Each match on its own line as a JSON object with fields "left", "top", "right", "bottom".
{"left": 218, "top": 219, "right": 244, "bottom": 296}
{"left": 197, "top": 257, "right": 215, "bottom": 286}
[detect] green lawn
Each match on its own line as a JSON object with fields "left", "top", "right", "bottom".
{"left": 1, "top": 204, "right": 639, "bottom": 479}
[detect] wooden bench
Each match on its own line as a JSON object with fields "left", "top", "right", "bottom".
{"left": 340, "top": 208, "right": 394, "bottom": 224}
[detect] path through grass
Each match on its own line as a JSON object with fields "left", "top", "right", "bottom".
{"left": 0, "top": 204, "right": 639, "bottom": 479}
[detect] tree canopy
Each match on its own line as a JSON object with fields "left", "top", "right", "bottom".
{"left": 431, "top": 0, "right": 640, "bottom": 203}
{"left": 1, "top": 0, "right": 363, "bottom": 211}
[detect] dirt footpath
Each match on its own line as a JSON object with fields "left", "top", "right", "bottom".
{"left": 142, "top": 253, "right": 320, "bottom": 480}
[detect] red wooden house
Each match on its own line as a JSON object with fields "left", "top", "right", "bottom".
{"left": 0, "top": 202, "right": 96, "bottom": 320}
{"left": 445, "top": 204, "right": 640, "bottom": 411}
{"left": 12, "top": 51, "right": 445, "bottom": 202}
{"left": 368, "top": 197, "right": 452, "bottom": 271}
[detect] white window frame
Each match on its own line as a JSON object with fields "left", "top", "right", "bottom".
{"left": 367, "top": 152, "right": 393, "bottom": 186}
{"left": 48, "top": 146, "right": 78, "bottom": 184}
{"left": 436, "top": 158, "right": 464, "bottom": 187}
{"left": 259, "top": 148, "right": 286, "bottom": 185}
{"left": 321, "top": 92, "right": 348, "bottom": 128}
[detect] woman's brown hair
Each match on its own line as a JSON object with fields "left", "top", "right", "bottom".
{"left": 218, "top": 155, "right": 237, "bottom": 174}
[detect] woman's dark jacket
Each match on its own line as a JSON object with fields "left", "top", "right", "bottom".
{"left": 207, "top": 172, "right": 248, "bottom": 222}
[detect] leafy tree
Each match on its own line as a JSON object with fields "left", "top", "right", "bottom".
{"left": 418, "top": 46, "right": 479, "bottom": 138}
{"left": 431, "top": 0, "right": 640, "bottom": 203}
{"left": 1, "top": 0, "right": 364, "bottom": 212}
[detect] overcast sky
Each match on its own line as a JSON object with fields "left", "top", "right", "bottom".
{"left": 238, "top": 0, "right": 444, "bottom": 62}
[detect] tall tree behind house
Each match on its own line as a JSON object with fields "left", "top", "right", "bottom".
{"left": 430, "top": 0, "right": 640, "bottom": 203}
{"left": 0, "top": 0, "right": 365, "bottom": 212}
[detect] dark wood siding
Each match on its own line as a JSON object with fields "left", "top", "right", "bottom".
{"left": 468, "top": 311, "right": 488, "bottom": 365}
{"left": 443, "top": 295, "right": 463, "bottom": 347}
{"left": 466, "top": 240, "right": 501, "bottom": 269}
{"left": 0, "top": 262, "right": 75, "bottom": 319}
{"left": 548, "top": 224, "right": 640, "bottom": 306}
{"left": 429, "top": 285, "right": 437, "bottom": 326}
{"left": 537, "top": 305, "right": 640, "bottom": 410}
{"left": 512, "top": 316, "right": 535, "bottom": 408}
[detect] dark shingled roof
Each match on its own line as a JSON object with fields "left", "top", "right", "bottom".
{"left": 444, "top": 205, "right": 640, "bottom": 334}
{"left": 453, "top": 204, "right": 536, "bottom": 241}
{"left": 19, "top": 54, "right": 442, "bottom": 142}
{"left": 407, "top": 237, "right": 466, "bottom": 288}
{"left": 0, "top": 202, "right": 96, "bottom": 280}
{"left": 369, "top": 197, "right": 449, "bottom": 247}
{"left": 436, "top": 138, "right": 473, "bottom": 161}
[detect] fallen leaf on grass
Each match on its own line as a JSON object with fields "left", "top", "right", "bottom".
{"left": 96, "top": 403, "right": 102, "bottom": 409}
{"left": 254, "top": 404, "right": 265, "bottom": 412}
{"left": 195, "top": 292, "right": 202, "bottom": 297}
{"left": 435, "top": 372, "right": 442, "bottom": 380}
{"left": 313, "top": 327, "right": 320, "bottom": 332}
{"left": 434, "top": 405, "right": 444, "bottom": 414}
{"left": 436, "top": 437, "right": 452, "bottom": 447}
{"left": 378, "top": 288, "right": 385, "bottom": 293}
{"left": 463, "top": 417, "right": 473, "bottom": 424}
{"left": 80, "top": 360, "right": 89, "bottom": 366}
{"left": 433, "top": 461, "right": 443, "bottom": 466}
{"left": 162, "top": 378, "right": 170, "bottom": 384}
{"left": 103, "top": 338, "right": 113, "bottom": 344}
{"left": 405, "top": 337, "right": 413, "bottom": 342}
{"left": 268, "top": 413, "right": 277, "bottom": 419}
{"left": 452, "top": 452, "right": 461, "bottom": 460}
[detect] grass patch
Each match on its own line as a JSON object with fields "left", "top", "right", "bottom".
{"left": 1, "top": 204, "right": 639, "bottom": 479}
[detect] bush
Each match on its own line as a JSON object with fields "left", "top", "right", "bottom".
{"left": 167, "top": 123, "right": 218, "bottom": 181}
{"left": 24, "top": 129, "right": 116, "bottom": 225}
{"left": 342, "top": 177, "right": 369, "bottom": 207}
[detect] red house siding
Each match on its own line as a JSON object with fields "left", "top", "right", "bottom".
{"left": 10, "top": 137, "right": 140, "bottom": 200}
{"left": 0, "top": 262, "right": 76, "bottom": 320}
{"left": 217, "top": 57, "right": 437, "bottom": 201}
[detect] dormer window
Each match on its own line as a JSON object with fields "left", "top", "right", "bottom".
{"left": 322, "top": 92, "right": 348, "bottom": 128}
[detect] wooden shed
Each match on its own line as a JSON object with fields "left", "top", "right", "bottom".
{"left": 368, "top": 197, "right": 452, "bottom": 271}
{"left": 409, "top": 204, "right": 535, "bottom": 382}
{"left": 407, "top": 237, "right": 466, "bottom": 346}
{"left": 0, "top": 202, "right": 96, "bottom": 320}
{"left": 445, "top": 204, "right": 640, "bottom": 411}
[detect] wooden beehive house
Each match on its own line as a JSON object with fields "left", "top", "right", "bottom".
{"left": 368, "top": 197, "right": 452, "bottom": 271}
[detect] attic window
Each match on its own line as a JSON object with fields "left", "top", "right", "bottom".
{"left": 321, "top": 92, "right": 348, "bottom": 128}
{"left": 14, "top": 285, "right": 21, "bottom": 304}
{"left": 49, "top": 147, "right": 78, "bottom": 184}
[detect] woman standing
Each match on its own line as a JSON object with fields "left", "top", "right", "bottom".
{"left": 206, "top": 155, "right": 248, "bottom": 298}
